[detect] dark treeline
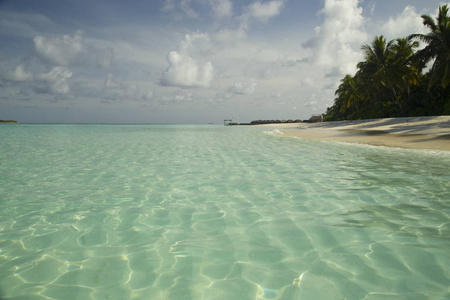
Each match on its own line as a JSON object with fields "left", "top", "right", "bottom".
{"left": 325, "top": 5, "right": 450, "bottom": 121}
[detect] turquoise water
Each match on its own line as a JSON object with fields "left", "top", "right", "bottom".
{"left": 0, "top": 124, "right": 449, "bottom": 300}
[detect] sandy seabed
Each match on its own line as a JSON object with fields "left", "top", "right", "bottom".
{"left": 260, "top": 116, "right": 450, "bottom": 151}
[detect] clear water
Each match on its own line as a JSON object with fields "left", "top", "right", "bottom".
{"left": 0, "top": 124, "right": 449, "bottom": 300}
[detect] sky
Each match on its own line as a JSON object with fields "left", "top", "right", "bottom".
{"left": 0, "top": 0, "right": 447, "bottom": 124}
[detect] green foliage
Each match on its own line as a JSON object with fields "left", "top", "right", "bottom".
{"left": 410, "top": 5, "right": 450, "bottom": 89}
{"left": 325, "top": 4, "right": 450, "bottom": 121}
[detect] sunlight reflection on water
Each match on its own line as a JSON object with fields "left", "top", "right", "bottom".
{"left": 0, "top": 124, "right": 449, "bottom": 299}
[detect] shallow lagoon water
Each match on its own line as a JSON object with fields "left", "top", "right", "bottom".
{"left": 0, "top": 124, "right": 449, "bottom": 299}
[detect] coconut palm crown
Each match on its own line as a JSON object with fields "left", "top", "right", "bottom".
{"left": 356, "top": 36, "right": 419, "bottom": 111}
{"left": 409, "top": 5, "right": 450, "bottom": 89}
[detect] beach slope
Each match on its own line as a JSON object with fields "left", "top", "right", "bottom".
{"left": 262, "top": 116, "right": 450, "bottom": 151}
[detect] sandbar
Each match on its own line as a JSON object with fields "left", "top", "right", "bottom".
{"left": 260, "top": 116, "right": 450, "bottom": 151}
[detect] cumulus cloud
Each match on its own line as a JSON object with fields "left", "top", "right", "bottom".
{"left": 1, "top": 28, "right": 120, "bottom": 100}
{"left": 381, "top": 5, "right": 427, "bottom": 39}
{"left": 245, "top": 0, "right": 284, "bottom": 22}
{"left": 3, "top": 65, "right": 33, "bottom": 82}
{"left": 161, "top": 33, "right": 214, "bottom": 88}
{"left": 35, "top": 66, "right": 72, "bottom": 94}
{"left": 1, "top": 64, "right": 72, "bottom": 95}
{"left": 208, "top": 1, "right": 285, "bottom": 43}
{"left": 33, "top": 30, "right": 84, "bottom": 66}
{"left": 238, "top": 0, "right": 284, "bottom": 35}
{"left": 161, "top": 51, "right": 214, "bottom": 87}
{"left": 228, "top": 79, "right": 258, "bottom": 94}
{"left": 302, "top": 0, "right": 366, "bottom": 74}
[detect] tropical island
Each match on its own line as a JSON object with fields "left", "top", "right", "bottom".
{"left": 0, "top": 120, "right": 18, "bottom": 123}
{"left": 324, "top": 5, "right": 450, "bottom": 121}
{"left": 236, "top": 5, "right": 449, "bottom": 126}
{"left": 238, "top": 5, "right": 450, "bottom": 152}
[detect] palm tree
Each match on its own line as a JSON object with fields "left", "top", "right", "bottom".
{"left": 409, "top": 5, "right": 450, "bottom": 89}
{"left": 357, "top": 36, "right": 419, "bottom": 111}
{"left": 335, "top": 74, "right": 361, "bottom": 114}
{"left": 392, "top": 38, "right": 420, "bottom": 102}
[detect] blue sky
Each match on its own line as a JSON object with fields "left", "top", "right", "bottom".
{"left": 0, "top": 0, "right": 447, "bottom": 123}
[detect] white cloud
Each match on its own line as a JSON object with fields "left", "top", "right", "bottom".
{"left": 33, "top": 30, "right": 84, "bottom": 66}
{"left": 245, "top": 0, "right": 284, "bottom": 22}
{"left": 180, "top": 32, "right": 209, "bottom": 52}
{"left": 162, "top": 0, "right": 176, "bottom": 11}
{"left": 10, "top": 0, "right": 446, "bottom": 123}
{"left": 180, "top": 0, "right": 198, "bottom": 18}
{"left": 158, "top": 90, "right": 196, "bottom": 104}
{"left": 163, "top": 0, "right": 233, "bottom": 20}
{"left": 3, "top": 65, "right": 33, "bottom": 82}
{"left": 1, "top": 64, "right": 72, "bottom": 95}
{"left": 161, "top": 33, "right": 214, "bottom": 87}
{"left": 381, "top": 6, "right": 427, "bottom": 40}
{"left": 237, "top": 0, "right": 284, "bottom": 36}
{"left": 35, "top": 66, "right": 72, "bottom": 94}
{"left": 214, "top": 27, "right": 247, "bottom": 44}
{"left": 228, "top": 79, "right": 258, "bottom": 94}
{"left": 102, "top": 73, "right": 137, "bottom": 100}
{"left": 208, "top": 0, "right": 233, "bottom": 19}
{"left": 101, "top": 73, "right": 154, "bottom": 101}
{"left": 161, "top": 0, "right": 198, "bottom": 18}
{"left": 175, "top": 91, "right": 194, "bottom": 101}
{"left": 302, "top": 0, "right": 366, "bottom": 75}
{"left": 32, "top": 29, "right": 116, "bottom": 70}
{"left": 161, "top": 51, "right": 214, "bottom": 87}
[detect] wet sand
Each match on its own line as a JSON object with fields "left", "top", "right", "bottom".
{"left": 260, "top": 116, "right": 450, "bottom": 151}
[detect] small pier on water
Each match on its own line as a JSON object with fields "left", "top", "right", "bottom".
{"left": 224, "top": 119, "right": 233, "bottom": 126}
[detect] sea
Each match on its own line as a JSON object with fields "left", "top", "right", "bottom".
{"left": 0, "top": 124, "right": 449, "bottom": 300}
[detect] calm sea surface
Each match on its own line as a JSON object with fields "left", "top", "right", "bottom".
{"left": 0, "top": 124, "right": 449, "bottom": 300}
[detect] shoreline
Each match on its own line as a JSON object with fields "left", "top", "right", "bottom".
{"left": 260, "top": 116, "right": 450, "bottom": 151}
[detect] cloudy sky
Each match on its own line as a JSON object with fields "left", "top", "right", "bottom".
{"left": 0, "top": 0, "right": 446, "bottom": 123}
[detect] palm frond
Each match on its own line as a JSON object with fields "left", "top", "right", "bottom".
{"left": 421, "top": 14, "right": 437, "bottom": 31}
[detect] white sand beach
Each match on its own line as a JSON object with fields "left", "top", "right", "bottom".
{"left": 261, "top": 116, "right": 450, "bottom": 151}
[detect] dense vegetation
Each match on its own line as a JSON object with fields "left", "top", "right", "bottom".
{"left": 325, "top": 5, "right": 450, "bottom": 121}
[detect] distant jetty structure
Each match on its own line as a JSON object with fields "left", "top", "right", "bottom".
{"left": 224, "top": 119, "right": 233, "bottom": 126}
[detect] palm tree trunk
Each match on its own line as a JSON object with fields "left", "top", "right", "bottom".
{"left": 406, "top": 83, "right": 411, "bottom": 113}
{"left": 389, "top": 83, "right": 403, "bottom": 111}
